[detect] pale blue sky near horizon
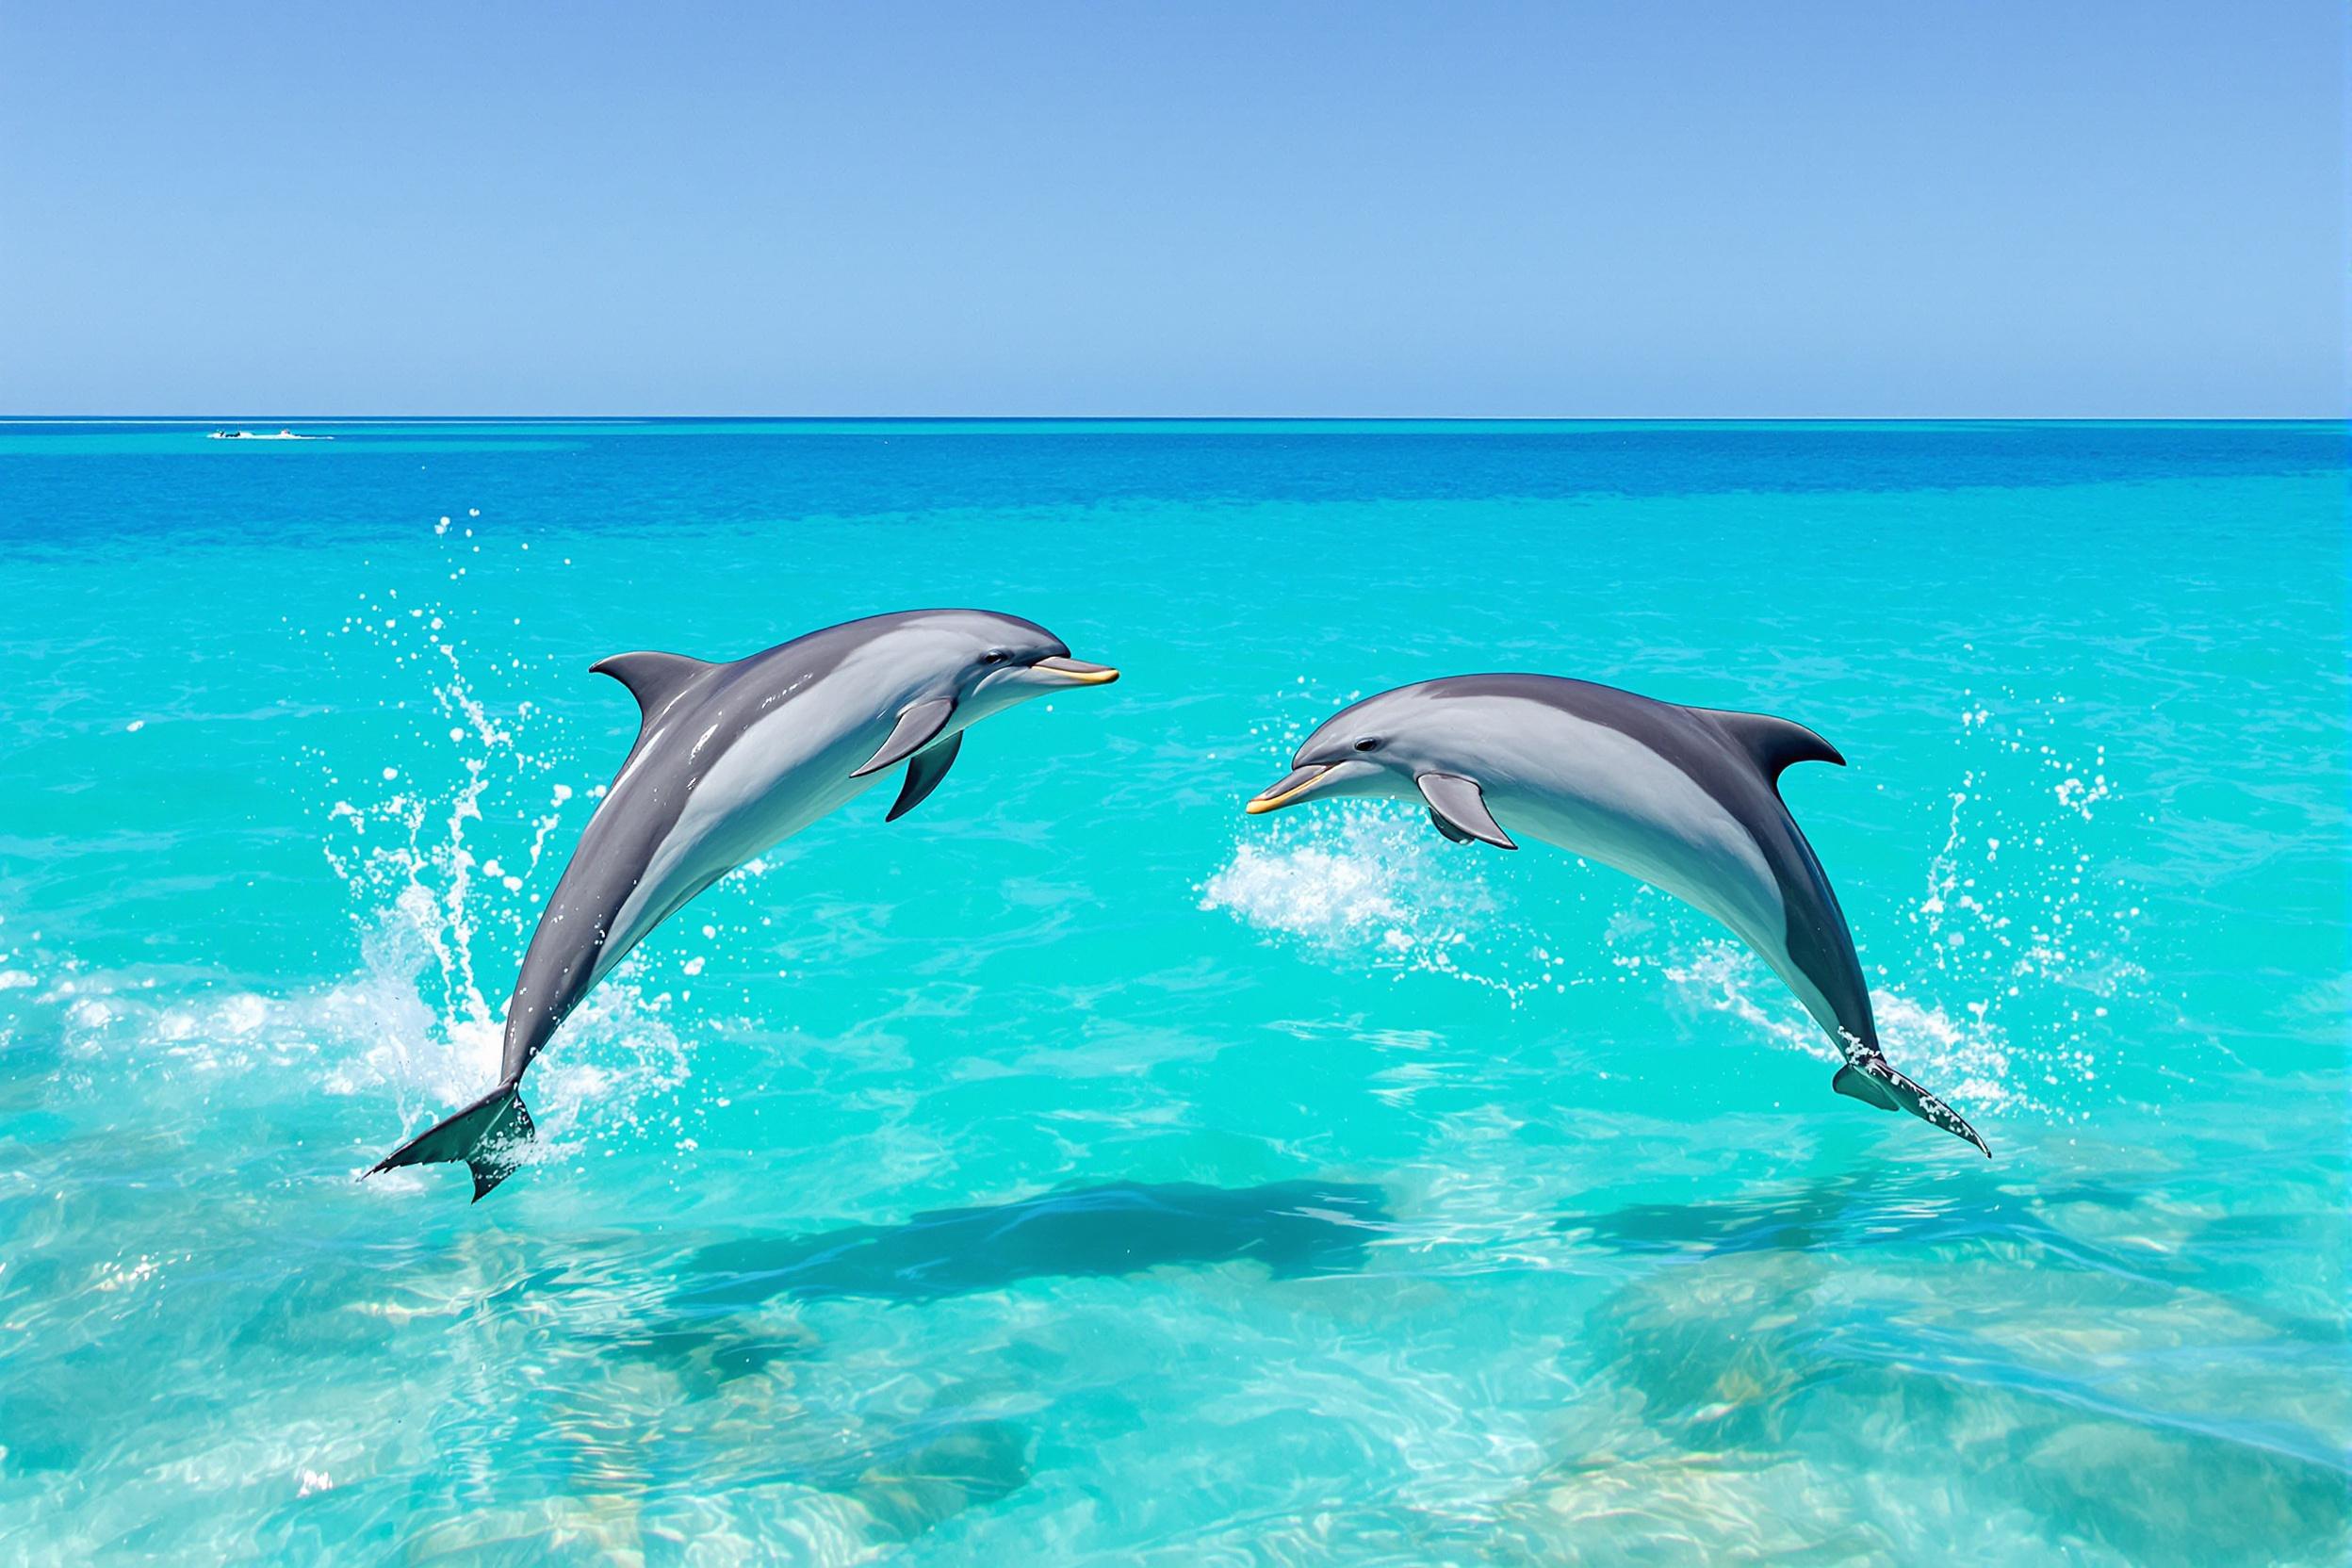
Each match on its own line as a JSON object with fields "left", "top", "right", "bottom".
{"left": 2, "top": 2, "right": 2344, "bottom": 417}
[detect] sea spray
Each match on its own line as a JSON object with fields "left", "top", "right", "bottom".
{"left": 1199, "top": 803, "right": 1544, "bottom": 1004}
{"left": 291, "top": 520, "right": 701, "bottom": 1172}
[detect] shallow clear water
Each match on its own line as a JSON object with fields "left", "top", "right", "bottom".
{"left": 1, "top": 419, "right": 2344, "bottom": 1563}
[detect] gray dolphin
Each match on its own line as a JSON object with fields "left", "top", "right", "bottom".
{"left": 1245, "top": 674, "right": 1988, "bottom": 1156}
{"left": 368, "top": 609, "right": 1119, "bottom": 1200}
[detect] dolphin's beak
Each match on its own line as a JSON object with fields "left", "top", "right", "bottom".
{"left": 1033, "top": 656, "right": 1119, "bottom": 685}
{"left": 1245, "top": 763, "right": 1331, "bottom": 814}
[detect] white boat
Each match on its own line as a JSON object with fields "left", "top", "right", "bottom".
{"left": 207, "top": 428, "right": 332, "bottom": 441}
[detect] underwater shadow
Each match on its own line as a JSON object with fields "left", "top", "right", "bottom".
{"left": 1556, "top": 1168, "right": 2154, "bottom": 1272}
{"left": 1557, "top": 1167, "right": 2347, "bottom": 1349}
{"left": 679, "top": 1178, "right": 1391, "bottom": 1310}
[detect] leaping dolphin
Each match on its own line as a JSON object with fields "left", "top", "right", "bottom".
{"left": 368, "top": 609, "right": 1119, "bottom": 1200}
{"left": 1244, "top": 675, "right": 1988, "bottom": 1156}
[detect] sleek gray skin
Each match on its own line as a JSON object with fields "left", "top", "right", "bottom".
{"left": 368, "top": 609, "right": 1119, "bottom": 1200}
{"left": 1247, "top": 674, "right": 1988, "bottom": 1155}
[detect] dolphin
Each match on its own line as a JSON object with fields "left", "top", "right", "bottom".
{"left": 1244, "top": 674, "right": 1988, "bottom": 1155}
{"left": 367, "top": 609, "right": 1119, "bottom": 1200}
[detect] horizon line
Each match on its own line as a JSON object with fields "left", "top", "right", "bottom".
{"left": 4, "top": 413, "right": 2345, "bottom": 425}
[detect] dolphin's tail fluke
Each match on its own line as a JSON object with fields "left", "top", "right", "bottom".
{"left": 1833, "top": 1054, "right": 1991, "bottom": 1157}
{"left": 365, "top": 1083, "right": 537, "bottom": 1201}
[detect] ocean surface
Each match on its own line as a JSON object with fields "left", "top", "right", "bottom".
{"left": 0, "top": 418, "right": 2344, "bottom": 1564}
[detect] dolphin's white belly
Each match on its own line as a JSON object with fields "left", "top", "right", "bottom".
{"left": 596, "top": 689, "right": 890, "bottom": 978}
{"left": 1470, "top": 706, "right": 1840, "bottom": 1034}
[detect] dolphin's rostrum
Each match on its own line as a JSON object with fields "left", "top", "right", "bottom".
{"left": 1246, "top": 674, "right": 1989, "bottom": 1156}
{"left": 368, "top": 609, "right": 1119, "bottom": 1200}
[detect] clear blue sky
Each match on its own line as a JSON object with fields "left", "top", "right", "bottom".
{"left": 2, "top": 2, "right": 2343, "bottom": 416}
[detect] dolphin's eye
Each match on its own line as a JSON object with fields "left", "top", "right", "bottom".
{"left": 1354, "top": 737, "right": 1382, "bottom": 752}
{"left": 980, "top": 649, "right": 1008, "bottom": 665}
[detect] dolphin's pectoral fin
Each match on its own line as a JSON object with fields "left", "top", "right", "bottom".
{"left": 1833, "top": 1055, "right": 1991, "bottom": 1157}
{"left": 1416, "top": 773, "right": 1516, "bottom": 849}
{"left": 1702, "top": 708, "right": 1846, "bottom": 788}
{"left": 1429, "top": 808, "right": 1477, "bottom": 845}
{"left": 593, "top": 651, "right": 714, "bottom": 730}
{"left": 854, "top": 698, "right": 957, "bottom": 778}
{"left": 888, "top": 732, "right": 963, "bottom": 822}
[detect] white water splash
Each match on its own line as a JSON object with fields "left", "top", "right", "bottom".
{"left": 284, "top": 555, "right": 697, "bottom": 1174}
{"left": 1903, "top": 690, "right": 2142, "bottom": 1099}
{"left": 1658, "top": 939, "right": 2024, "bottom": 1118}
{"left": 1199, "top": 804, "right": 1543, "bottom": 1002}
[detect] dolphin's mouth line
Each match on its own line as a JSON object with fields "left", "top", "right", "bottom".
{"left": 1034, "top": 656, "right": 1119, "bottom": 685}
{"left": 1245, "top": 763, "right": 1331, "bottom": 813}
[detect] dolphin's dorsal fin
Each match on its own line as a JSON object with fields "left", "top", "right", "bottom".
{"left": 591, "top": 650, "right": 712, "bottom": 727}
{"left": 1703, "top": 709, "right": 1845, "bottom": 787}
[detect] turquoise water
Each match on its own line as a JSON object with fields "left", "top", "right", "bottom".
{"left": 1, "top": 419, "right": 2345, "bottom": 1563}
